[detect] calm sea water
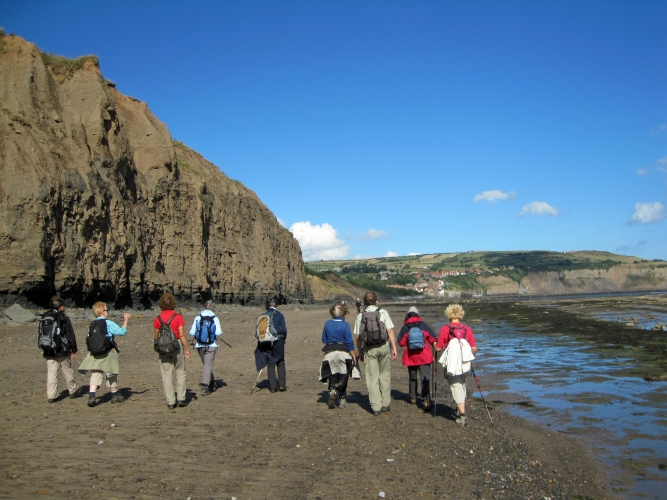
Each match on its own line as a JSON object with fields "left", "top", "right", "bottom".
{"left": 407, "top": 305, "right": 667, "bottom": 499}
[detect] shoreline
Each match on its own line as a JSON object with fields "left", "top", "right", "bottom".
{"left": 0, "top": 304, "right": 611, "bottom": 499}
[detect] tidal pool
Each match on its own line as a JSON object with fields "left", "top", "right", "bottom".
{"left": 407, "top": 303, "right": 667, "bottom": 500}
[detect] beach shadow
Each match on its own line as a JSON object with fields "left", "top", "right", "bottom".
{"left": 347, "top": 390, "right": 373, "bottom": 413}
{"left": 390, "top": 388, "right": 412, "bottom": 404}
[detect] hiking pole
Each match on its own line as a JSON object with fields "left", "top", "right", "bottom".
{"left": 431, "top": 345, "right": 437, "bottom": 418}
{"left": 250, "top": 368, "right": 263, "bottom": 395}
{"left": 220, "top": 338, "right": 232, "bottom": 348}
{"left": 470, "top": 363, "right": 493, "bottom": 425}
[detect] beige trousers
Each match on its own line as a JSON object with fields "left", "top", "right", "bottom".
{"left": 89, "top": 371, "right": 118, "bottom": 392}
{"left": 46, "top": 357, "right": 78, "bottom": 399}
{"left": 159, "top": 348, "right": 187, "bottom": 405}
{"left": 363, "top": 341, "right": 392, "bottom": 411}
{"left": 446, "top": 373, "right": 468, "bottom": 404}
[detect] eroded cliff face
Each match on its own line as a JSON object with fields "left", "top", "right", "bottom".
{"left": 0, "top": 35, "right": 311, "bottom": 306}
{"left": 478, "top": 265, "right": 667, "bottom": 296}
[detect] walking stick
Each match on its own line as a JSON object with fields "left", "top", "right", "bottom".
{"left": 220, "top": 338, "right": 232, "bottom": 348}
{"left": 431, "top": 344, "right": 437, "bottom": 418}
{"left": 250, "top": 368, "right": 263, "bottom": 394}
{"left": 470, "top": 364, "right": 493, "bottom": 425}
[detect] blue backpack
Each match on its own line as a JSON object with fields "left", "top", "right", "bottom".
{"left": 407, "top": 326, "right": 425, "bottom": 350}
{"left": 195, "top": 315, "right": 216, "bottom": 344}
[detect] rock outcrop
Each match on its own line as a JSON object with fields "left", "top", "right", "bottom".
{"left": 478, "top": 265, "right": 667, "bottom": 296}
{"left": 0, "top": 35, "right": 311, "bottom": 307}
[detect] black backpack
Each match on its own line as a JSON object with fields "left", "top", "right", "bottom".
{"left": 359, "top": 309, "right": 388, "bottom": 346}
{"left": 154, "top": 313, "right": 180, "bottom": 355}
{"left": 38, "top": 310, "right": 63, "bottom": 352}
{"left": 86, "top": 319, "right": 112, "bottom": 355}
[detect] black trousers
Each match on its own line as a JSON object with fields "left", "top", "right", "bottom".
{"left": 328, "top": 372, "right": 350, "bottom": 397}
{"left": 268, "top": 359, "right": 286, "bottom": 390}
{"left": 408, "top": 364, "right": 431, "bottom": 399}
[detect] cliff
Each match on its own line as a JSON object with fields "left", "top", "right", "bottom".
{"left": 0, "top": 35, "right": 311, "bottom": 307}
{"left": 478, "top": 264, "right": 667, "bottom": 295}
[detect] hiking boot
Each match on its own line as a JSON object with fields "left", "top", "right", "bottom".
{"left": 409, "top": 398, "right": 417, "bottom": 405}
{"left": 167, "top": 403, "right": 176, "bottom": 409}
{"left": 373, "top": 410, "right": 381, "bottom": 416}
{"left": 381, "top": 406, "right": 390, "bottom": 413}
{"left": 422, "top": 396, "right": 431, "bottom": 412}
{"left": 201, "top": 386, "right": 211, "bottom": 397}
{"left": 338, "top": 397, "right": 348, "bottom": 409}
{"left": 48, "top": 398, "right": 57, "bottom": 404}
{"left": 208, "top": 382, "right": 218, "bottom": 393}
{"left": 69, "top": 387, "right": 81, "bottom": 399}
{"left": 269, "top": 387, "right": 278, "bottom": 393}
{"left": 110, "top": 392, "right": 124, "bottom": 403}
{"left": 327, "top": 390, "right": 337, "bottom": 409}
{"left": 456, "top": 415, "right": 468, "bottom": 426}
{"left": 279, "top": 386, "right": 287, "bottom": 392}
{"left": 87, "top": 394, "right": 96, "bottom": 407}
{"left": 177, "top": 400, "right": 187, "bottom": 407}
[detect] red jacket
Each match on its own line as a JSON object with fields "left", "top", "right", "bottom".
{"left": 436, "top": 322, "right": 476, "bottom": 350}
{"left": 398, "top": 316, "right": 437, "bottom": 366}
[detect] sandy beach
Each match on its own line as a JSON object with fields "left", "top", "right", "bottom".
{"left": 0, "top": 304, "right": 610, "bottom": 499}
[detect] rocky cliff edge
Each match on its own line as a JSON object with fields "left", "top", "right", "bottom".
{"left": 0, "top": 35, "right": 311, "bottom": 307}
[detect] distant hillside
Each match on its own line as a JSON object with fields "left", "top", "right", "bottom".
{"left": 307, "top": 251, "right": 667, "bottom": 299}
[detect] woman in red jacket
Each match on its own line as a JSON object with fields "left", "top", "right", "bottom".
{"left": 397, "top": 306, "right": 438, "bottom": 411}
{"left": 436, "top": 303, "right": 477, "bottom": 426}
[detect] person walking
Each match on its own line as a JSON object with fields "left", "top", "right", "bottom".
{"left": 397, "top": 306, "right": 437, "bottom": 411}
{"left": 40, "top": 296, "right": 80, "bottom": 403}
{"left": 254, "top": 296, "right": 288, "bottom": 393}
{"left": 355, "top": 298, "right": 362, "bottom": 314}
{"left": 78, "top": 302, "right": 130, "bottom": 407}
{"left": 189, "top": 300, "right": 223, "bottom": 396}
{"left": 154, "top": 293, "right": 190, "bottom": 409}
{"left": 436, "top": 304, "right": 478, "bottom": 426}
{"left": 320, "top": 303, "right": 357, "bottom": 409}
{"left": 354, "top": 291, "right": 397, "bottom": 416}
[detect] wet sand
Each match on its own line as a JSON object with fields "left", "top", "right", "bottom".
{"left": 0, "top": 304, "right": 610, "bottom": 499}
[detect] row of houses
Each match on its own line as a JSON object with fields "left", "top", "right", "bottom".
{"left": 413, "top": 265, "right": 515, "bottom": 279}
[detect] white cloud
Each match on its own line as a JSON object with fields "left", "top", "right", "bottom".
{"left": 277, "top": 217, "right": 287, "bottom": 228}
{"left": 289, "top": 221, "right": 350, "bottom": 261}
{"left": 627, "top": 202, "right": 665, "bottom": 226}
{"left": 473, "top": 190, "right": 516, "bottom": 203}
{"left": 657, "top": 157, "right": 667, "bottom": 173}
{"left": 635, "top": 168, "right": 649, "bottom": 175}
{"left": 385, "top": 251, "right": 399, "bottom": 257}
{"left": 408, "top": 252, "right": 421, "bottom": 256}
{"left": 519, "top": 201, "right": 559, "bottom": 217}
{"left": 649, "top": 124, "right": 667, "bottom": 137}
{"left": 359, "top": 228, "right": 390, "bottom": 241}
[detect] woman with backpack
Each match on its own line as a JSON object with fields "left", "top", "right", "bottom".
{"left": 397, "top": 306, "right": 438, "bottom": 411}
{"left": 153, "top": 293, "right": 190, "bottom": 409}
{"left": 319, "top": 303, "right": 357, "bottom": 409}
{"left": 435, "top": 304, "right": 477, "bottom": 426}
{"left": 188, "top": 300, "right": 223, "bottom": 397}
{"left": 78, "top": 301, "right": 131, "bottom": 407}
{"left": 41, "top": 296, "right": 81, "bottom": 403}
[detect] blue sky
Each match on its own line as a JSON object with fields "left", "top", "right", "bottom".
{"left": 4, "top": 1, "right": 666, "bottom": 261}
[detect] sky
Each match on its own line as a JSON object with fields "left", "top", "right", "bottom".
{"left": 4, "top": 1, "right": 666, "bottom": 261}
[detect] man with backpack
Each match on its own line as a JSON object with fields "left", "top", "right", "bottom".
{"left": 188, "top": 300, "right": 223, "bottom": 396}
{"left": 254, "top": 296, "right": 288, "bottom": 393}
{"left": 397, "top": 306, "right": 438, "bottom": 411}
{"left": 39, "top": 296, "right": 81, "bottom": 403}
{"left": 353, "top": 291, "right": 397, "bottom": 416}
{"left": 153, "top": 293, "right": 190, "bottom": 409}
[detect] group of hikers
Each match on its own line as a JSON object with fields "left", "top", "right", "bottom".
{"left": 39, "top": 291, "right": 478, "bottom": 425}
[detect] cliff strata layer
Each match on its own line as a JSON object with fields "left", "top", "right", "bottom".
{"left": 0, "top": 35, "right": 311, "bottom": 307}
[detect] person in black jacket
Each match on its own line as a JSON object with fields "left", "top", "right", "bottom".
{"left": 254, "top": 296, "right": 288, "bottom": 392}
{"left": 42, "top": 296, "right": 80, "bottom": 403}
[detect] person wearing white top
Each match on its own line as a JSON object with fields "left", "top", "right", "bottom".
{"left": 189, "top": 300, "right": 223, "bottom": 396}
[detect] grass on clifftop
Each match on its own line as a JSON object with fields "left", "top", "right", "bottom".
{"left": 40, "top": 51, "right": 99, "bottom": 82}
